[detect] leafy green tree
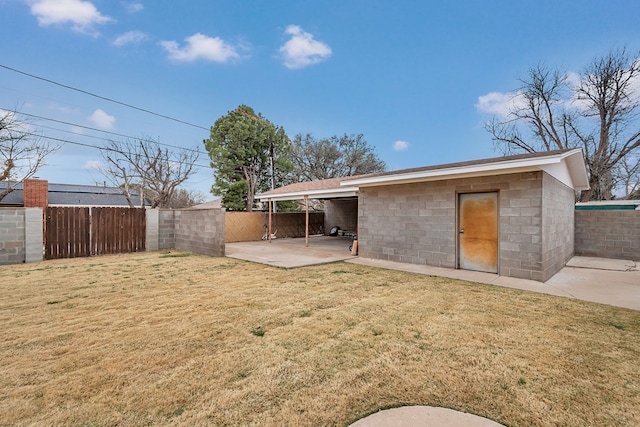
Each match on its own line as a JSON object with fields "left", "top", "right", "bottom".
{"left": 290, "top": 133, "right": 385, "bottom": 182}
{"left": 204, "top": 105, "right": 291, "bottom": 211}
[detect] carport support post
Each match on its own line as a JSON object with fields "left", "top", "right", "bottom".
{"left": 268, "top": 198, "right": 272, "bottom": 243}
{"left": 305, "top": 195, "right": 309, "bottom": 247}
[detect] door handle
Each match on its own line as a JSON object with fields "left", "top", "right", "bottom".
{"left": 459, "top": 229, "right": 464, "bottom": 234}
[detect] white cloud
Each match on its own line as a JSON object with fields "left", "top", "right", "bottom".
{"left": 393, "top": 140, "right": 409, "bottom": 151}
{"left": 0, "top": 109, "right": 32, "bottom": 134}
{"left": 475, "top": 91, "right": 527, "bottom": 118}
{"left": 89, "top": 109, "right": 115, "bottom": 129}
{"left": 112, "top": 30, "right": 149, "bottom": 47}
{"left": 123, "top": 2, "right": 143, "bottom": 13}
{"left": 279, "top": 25, "right": 332, "bottom": 69}
{"left": 159, "top": 33, "right": 240, "bottom": 63}
{"left": 82, "top": 160, "right": 103, "bottom": 171}
{"left": 28, "top": 0, "right": 113, "bottom": 33}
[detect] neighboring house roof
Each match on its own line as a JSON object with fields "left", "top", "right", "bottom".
{"left": 258, "top": 149, "right": 590, "bottom": 201}
{"left": 0, "top": 181, "right": 148, "bottom": 207}
{"left": 189, "top": 199, "right": 222, "bottom": 210}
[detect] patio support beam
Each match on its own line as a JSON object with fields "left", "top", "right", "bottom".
{"left": 305, "top": 195, "right": 309, "bottom": 247}
{"left": 268, "top": 198, "right": 272, "bottom": 243}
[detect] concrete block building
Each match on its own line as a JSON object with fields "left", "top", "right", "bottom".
{"left": 260, "top": 149, "right": 589, "bottom": 282}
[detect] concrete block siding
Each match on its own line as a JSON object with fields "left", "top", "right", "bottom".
{"left": 174, "top": 209, "right": 225, "bottom": 257}
{"left": 541, "top": 174, "right": 575, "bottom": 281}
{"left": 158, "top": 209, "right": 176, "bottom": 249}
{"left": 0, "top": 208, "right": 43, "bottom": 265}
{"left": 358, "top": 171, "right": 573, "bottom": 282}
{"left": 324, "top": 198, "right": 358, "bottom": 234}
{"left": 575, "top": 210, "right": 640, "bottom": 261}
{"left": 0, "top": 208, "right": 26, "bottom": 265}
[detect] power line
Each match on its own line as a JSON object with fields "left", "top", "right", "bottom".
{"left": 17, "top": 130, "right": 213, "bottom": 169}
{"left": 5, "top": 108, "right": 209, "bottom": 156}
{"left": 0, "top": 63, "right": 210, "bottom": 131}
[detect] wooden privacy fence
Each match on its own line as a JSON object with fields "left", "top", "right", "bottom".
{"left": 45, "top": 207, "right": 146, "bottom": 260}
{"left": 225, "top": 211, "right": 325, "bottom": 242}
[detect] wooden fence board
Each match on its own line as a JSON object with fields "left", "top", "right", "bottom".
{"left": 45, "top": 207, "right": 145, "bottom": 260}
{"left": 224, "top": 211, "right": 325, "bottom": 242}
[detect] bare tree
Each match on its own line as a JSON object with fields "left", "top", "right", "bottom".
{"left": 165, "top": 188, "right": 206, "bottom": 208}
{"left": 102, "top": 137, "right": 199, "bottom": 208}
{"left": 614, "top": 153, "right": 640, "bottom": 199}
{"left": 289, "top": 133, "right": 386, "bottom": 182}
{"left": 485, "top": 49, "right": 640, "bottom": 201}
{"left": 101, "top": 139, "right": 140, "bottom": 207}
{"left": 0, "top": 110, "right": 59, "bottom": 202}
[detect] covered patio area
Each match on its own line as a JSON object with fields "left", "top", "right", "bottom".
{"left": 225, "top": 235, "right": 356, "bottom": 268}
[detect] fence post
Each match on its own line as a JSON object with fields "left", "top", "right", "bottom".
{"left": 146, "top": 209, "right": 159, "bottom": 251}
{"left": 25, "top": 208, "right": 43, "bottom": 263}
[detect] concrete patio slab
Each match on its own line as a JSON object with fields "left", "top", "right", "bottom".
{"left": 225, "top": 236, "right": 355, "bottom": 268}
{"left": 545, "top": 263, "right": 640, "bottom": 311}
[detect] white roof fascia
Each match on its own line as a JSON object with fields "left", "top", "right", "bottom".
{"left": 342, "top": 149, "right": 589, "bottom": 190}
{"left": 257, "top": 186, "right": 359, "bottom": 202}
{"left": 562, "top": 149, "right": 590, "bottom": 190}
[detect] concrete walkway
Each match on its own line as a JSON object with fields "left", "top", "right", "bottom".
{"left": 347, "top": 256, "right": 640, "bottom": 311}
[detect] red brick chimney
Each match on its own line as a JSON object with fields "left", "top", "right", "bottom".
{"left": 23, "top": 179, "right": 48, "bottom": 208}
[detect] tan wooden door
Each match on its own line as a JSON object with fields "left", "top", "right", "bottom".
{"left": 458, "top": 192, "right": 498, "bottom": 273}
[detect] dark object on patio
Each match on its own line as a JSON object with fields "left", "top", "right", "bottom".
{"left": 329, "top": 226, "right": 341, "bottom": 236}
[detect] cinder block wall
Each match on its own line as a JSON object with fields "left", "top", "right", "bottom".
{"left": 0, "top": 207, "right": 43, "bottom": 265}
{"left": 540, "top": 174, "right": 575, "bottom": 281}
{"left": 324, "top": 198, "right": 358, "bottom": 234}
{"left": 173, "top": 209, "right": 225, "bottom": 256}
{"left": 358, "top": 172, "right": 553, "bottom": 281}
{"left": 575, "top": 210, "right": 640, "bottom": 260}
{"left": 157, "top": 209, "right": 176, "bottom": 249}
{"left": 0, "top": 208, "right": 26, "bottom": 265}
{"left": 497, "top": 172, "right": 545, "bottom": 281}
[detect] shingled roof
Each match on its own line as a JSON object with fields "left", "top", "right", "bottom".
{"left": 257, "top": 149, "right": 589, "bottom": 201}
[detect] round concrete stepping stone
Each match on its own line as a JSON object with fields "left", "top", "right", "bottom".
{"left": 350, "top": 405, "right": 504, "bottom": 426}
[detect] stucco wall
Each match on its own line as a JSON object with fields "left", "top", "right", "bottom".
{"left": 358, "top": 171, "right": 563, "bottom": 281}
{"left": 324, "top": 198, "right": 358, "bottom": 234}
{"left": 540, "top": 174, "right": 575, "bottom": 281}
{"left": 575, "top": 210, "right": 640, "bottom": 260}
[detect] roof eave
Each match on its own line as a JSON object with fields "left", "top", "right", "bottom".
{"left": 257, "top": 187, "right": 358, "bottom": 202}
{"left": 342, "top": 149, "right": 590, "bottom": 191}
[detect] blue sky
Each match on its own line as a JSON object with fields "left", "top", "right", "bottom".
{"left": 1, "top": 0, "right": 639, "bottom": 200}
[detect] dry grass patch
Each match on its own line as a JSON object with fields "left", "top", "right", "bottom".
{"left": 0, "top": 251, "right": 639, "bottom": 426}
